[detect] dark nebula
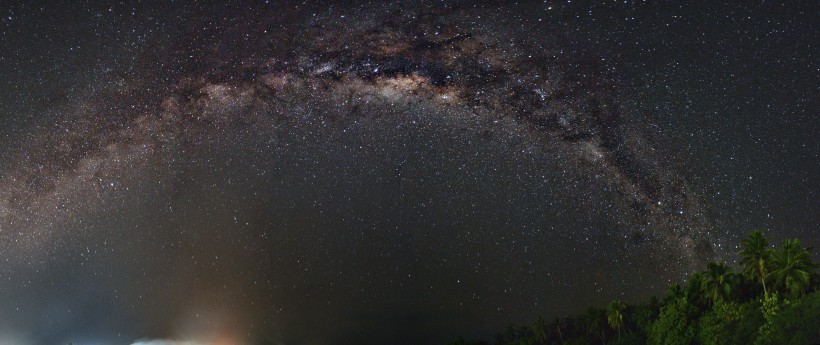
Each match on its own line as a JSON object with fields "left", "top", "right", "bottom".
{"left": 0, "top": 1, "right": 816, "bottom": 344}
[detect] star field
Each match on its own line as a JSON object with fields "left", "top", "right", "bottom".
{"left": 0, "top": 2, "right": 816, "bottom": 345}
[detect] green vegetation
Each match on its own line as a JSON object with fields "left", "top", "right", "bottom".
{"left": 449, "top": 231, "right": 819, "bottom": 345}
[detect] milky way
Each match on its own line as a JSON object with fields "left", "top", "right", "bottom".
{"left": 0, "top": 2, "right": 816, "bottom": 344}
{"left": 1, "top": 2, "right": 716, "bottom": 264}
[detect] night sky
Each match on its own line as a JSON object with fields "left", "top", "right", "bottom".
{"left": 0, "top": 1, "right": 817, "bottom": 344}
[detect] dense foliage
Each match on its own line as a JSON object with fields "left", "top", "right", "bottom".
{"left": 450, "top": 231, "right": 819, "bottom": 345}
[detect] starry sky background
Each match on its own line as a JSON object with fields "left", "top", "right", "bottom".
{"left": 0, "top": 1, "right": 817, "bottom": 345}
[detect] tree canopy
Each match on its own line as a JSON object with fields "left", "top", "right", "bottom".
{"left": 450, "top": 231, "right": 819, "bottom": 345}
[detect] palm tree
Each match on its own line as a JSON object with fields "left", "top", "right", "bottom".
{"left": 585, "top": 307, "right": 606, "bottom": 345}
{"left": 607, "top": 300, "right": 626, "bottom": 340}
{"left": 551, "top": 317, "right": 565, "bottom": 345}
{"left": 504, "top": 324, "right": 517, "bottom": 343}
{"left": 686, "top": 271, "right": 706, "bottom": 306}
{"left": 739, "top": 230, "right": 773, "bottom": 296}
{"left": 701, "top": 262, "right": 733, "bottom": 305}
{"left": 531, "top": 316, "right": 548, "bottom": 344}
{"left": 665, "top": 283, "right": 685, "bottom": 302}
{"left": 517, "top": 325, "right": 533, "bottom": 345}
{"left": 768, "top": 239, "right": 816, "bottom": 296}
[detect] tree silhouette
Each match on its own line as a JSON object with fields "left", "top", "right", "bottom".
{"left": 648, "top": 298, "right": 698, "bottom": 345}
{"left": 453, "top": 231, "right": 818, "bottom": 345}
{"left": 739, "top": 230, "right": 774, "bottom": 297}
{"left": 531, "top": 316, "right": 548, "bottom": 344}
{"left": 768, "top": 239, "right": 816, "bottom": 296}
{"left": 607, "top": 300, "right": 627, "bottom": 340}
{"left": 584, "top": 307, "right": 606, "bottom": 345}
{"left": 665, "top": 283, "right": 685, "bottom": 302}
{"left": 551, "top": 317, "right": 565, "bottom": 345}
{"left": 701, "top": 262, "right": 733, "bottom": 305}
{"left": 516, "top": 325, "right": 533, "bottom": 345}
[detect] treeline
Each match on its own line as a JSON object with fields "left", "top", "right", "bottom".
{"left": 450, "top": 231, "right": 820, "bottom": 345}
